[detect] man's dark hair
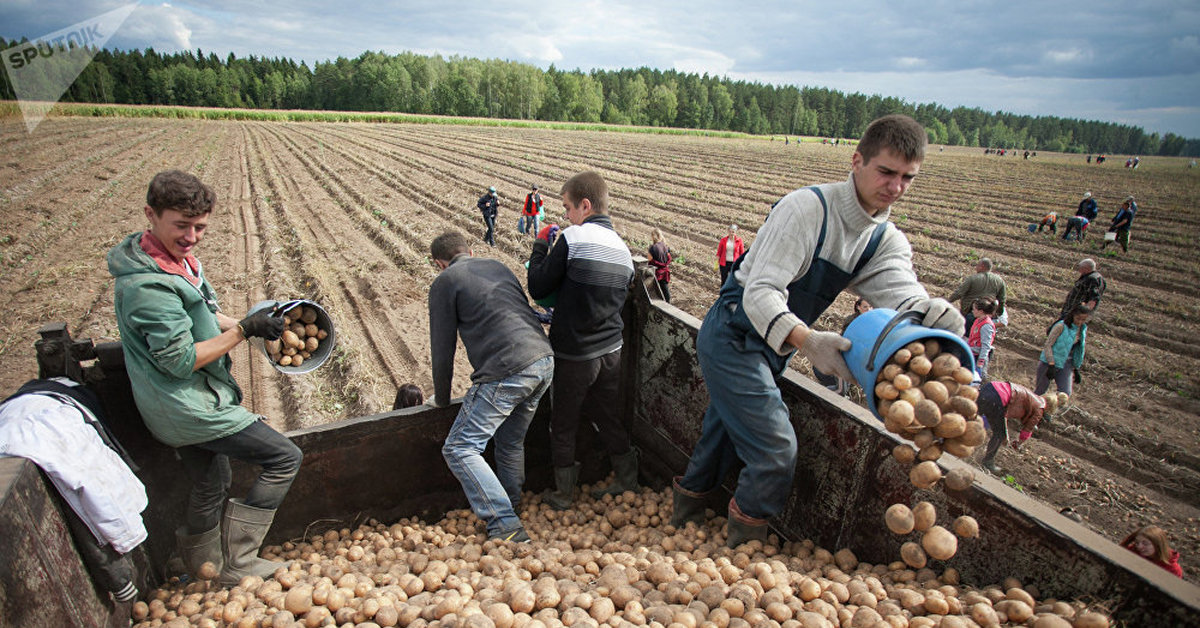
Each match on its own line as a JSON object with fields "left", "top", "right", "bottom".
{"left": 561, "top": 171, "right": 608, "bottom": 214}
{"left": 857, "top": 114, "right": 927, "bottom": 165}
{"left": 393, "top": 384, "right": 425, "bottom": 410}
{"left": 146, "top": 170, "right": 215, "bottom": 217}
{"left": 972, "top": 298, "right": 998, "bottom": 316}
{"left": 430, "top": 231, "right": 470, "bottom": 262}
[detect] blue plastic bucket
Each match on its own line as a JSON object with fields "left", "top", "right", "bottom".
{"left": 842, "top": 308, "right": 975, "bottom": 420}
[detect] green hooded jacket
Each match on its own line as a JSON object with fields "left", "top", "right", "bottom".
{"left": 107, "top": 232, "right": 256, "bottom": 447}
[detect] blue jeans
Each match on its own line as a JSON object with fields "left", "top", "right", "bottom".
{"left": 177, "top": 418, "right": 303, "bottom": 534}
{"left": 677, "top": 293, "right": 798, "bottom": 520}
{"left": 442, "top": 356, "right": 553, "bottom": 536}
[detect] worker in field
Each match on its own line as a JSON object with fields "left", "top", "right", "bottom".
{"left": 1036, "top": 210, "right": 1058, "bottom": 233}
{"left": 1077, "top": 191, "right": 1099, "bottom": 222}
{"left": 670, "top": 115, "right": 964, "bottom": 548}
{"left": 107, "top": 170, "right": 302, "bottom": 586}
{"left": 427, "top": 231, "right": 554, "bottom": 543}
{"left": 527, "top": 171, "right": 637, "bottom": 510}
{"left": 948, "top": 257, "right": 1006, "bottom": 336}
{"left": 1054, "top": 258, "right": 1106, "bottom": 326}
{"left": 520, "top": 184, "right": 544, "bottom": 237}
{"left": 716, "top": 224, "right": 744, "bottom": 286}
{"left": 477, "top": 186, "right": 499, "bottom": 246}
{"left": 1101, "top": 195, "right": 1136, "bottom": 253}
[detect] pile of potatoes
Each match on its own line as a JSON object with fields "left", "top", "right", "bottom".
{"left": 874, "top": 339, "right": 986, "bottom": 468}
{"left": 873, "top": 339, "right": 990, "bottom": 568}
{"left": 130, "top": 487, "right": 1111, "bottom": 628}
{"left": 264, "top": 304, "right": 328, "bottom": 368}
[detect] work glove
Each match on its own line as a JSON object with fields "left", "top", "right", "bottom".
{"left": 238, "top": 310, "right": 285, "bottom": 340}
{"left": 799, "top": 330, "right": 854, "bottom": 382}
{"left": 899, "top": 297, "right": 964, "bottom": 332}
{"left": 1073, "top": 368, "right": 1082, "bottom": 385}
{"left": 1045, "top": 364, "right": 1059, "bottom": 381}
{"left": 542, "top": 224, "right": 560, "bottom": 244}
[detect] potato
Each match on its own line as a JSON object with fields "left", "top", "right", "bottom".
{"left": 931, "top": 354, "right": 960, "bottom": 378}
{"left": 920, "top": 380, "right": 948, "bottom": 405}
{"left": 292, "top": 355, "right": 305, "bottom": 367}
{"left": 942, "top": 439, "right": 974, "bottom": 459}
{"left": 305, "top": 337, "right": 320, "bottom": 352}
{"left": 265, "top": 339, "right": 282, "bottom": 354}
{"left": 923, "top": 339, "right": 941, "bottom": 358}
{"left": 892, "top": 373, "right": 913, "bottom": 391}
{"left": 878, "top": 399, "right": 894, "bottom": 418}
{"left": 875, "top": 382, "right": 900, "bottom": 401}
{"left": 914, "top": 400, "right": 942, "bottom": 427}
{"left": 279, "top": 355, "right": 293, "bottom": 366}
{"left": 289, "top": 322, "right": 306, "bottom": 337}
{"left": 917, "top": 443, "right": 942, "bottom": 462}
{"left": 898, "top": 387, "right": 925, "bottom": 407}
{"left": 912, "top": 501, "right": 936, "bottom": 531}
{"left": 957, "top": 385, "right": 979, "bottom": 402}
{"left": 948, "top": 397, "right": 978, "bottom": 421}
{"left": 908, "top": 355, "right": 932, "bottom": 376}
{"left": 953, "top": 516, "right": 979, "bottom": 538}
{"left": 282, "top": 330, "right": 303, "bottom": 350}
{"left": 912, "top": 429, "right": 936, "bottom": 450}
{"left": 900, "top": 542, "right": 927, "bottom": 569}
{"left": 959, "top": 421, "right": 987, "bottom": 447}
{"left": 1032, "top": 615, "right": 1073, "bottom": 628}
{"left": 1073, "top": 611, "right": 1110, "bottom": 628}
{"left": 953, "top": 367, "right": 975, "bottom": 385}
{"left": 888, "top": 400, "right": 915, "bottom": 426}
{"left": 922, "top": 526, "right": 958, "bottom": 561}
{"left": 934, "top": 413, "right": 967, "bottom": 439}
{"left": 892, "top": 348, "right": 912, "bottom": 366}
{"left": 882, "top": 364, "right": 903, "bottom": 381}
{"left": 904, "top": 341, "right": 925, "bottom": 356}
{"left": 885, "top": 504, "right": 915, "bottom": 535}
{"left": 305, "top": 323, "right": 319, "bottom": 337}
{"left": 317, "top": 329, "right": 328, "bottom": 340}
{"left": 910, "top": 462, "right": 941, "bottom": 490}
{"left": 937, "top": 376, "right": 960, "bottom": 397}
{"left": 944, "top": 468, "right": 975, "bottom": 492}
{"left": 893, "top": 445, "right": 917, "bottom": 465}
{"left": 300, "top": 307, "right": 318, "bottom": 324}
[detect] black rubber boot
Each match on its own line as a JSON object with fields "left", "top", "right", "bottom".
{"left": 669, "top": 476, "right": 708, "bottom": 528}
{"left": 726, "top": 498, "right": 769, "bottom": 549}
{"left": 543, "top": 463, "right": 580, "bottom": 511}
{"left": 591, "top": 448, "right": 640, "bottom": 498}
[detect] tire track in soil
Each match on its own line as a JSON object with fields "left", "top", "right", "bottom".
{"left": 257, "top": 124, "right": 434, "bottom": 382}
{"left": 242, "top": 123, "right": 381, "bottom": 425}
{"left": 223, "top": 126, "right": 287, "bottom": 424}
{"left": 246, "top": 122, "right": 430, "bottom": 417}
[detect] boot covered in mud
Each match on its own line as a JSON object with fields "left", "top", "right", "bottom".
{"left": 726, "top": 497, "right": 769, "bottom": 549}
{"left": 591, "top": 448, "right": 640, "bottom": 499}
{"left": 220, "top": 499, "right": 288, "bottom": 587}
{"left": 669, "top": 476, "right": 708, "bottom": 528}
{"left": 176, "top": 524, "right": 223, "bottom": 581}
{"left": 543, "top": 463, "right": 580, "bottom": 511}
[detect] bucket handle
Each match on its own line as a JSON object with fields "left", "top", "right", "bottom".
{"left": 865, "top": 310, "right": 924, "bottom": 373}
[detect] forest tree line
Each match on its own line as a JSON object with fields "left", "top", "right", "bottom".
{"left": 2, "top": 39, "right": 1196, "bottom": 156}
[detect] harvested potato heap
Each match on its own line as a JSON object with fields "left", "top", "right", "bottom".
{"left": 264, "top": 305, "right": 328, "bottom": 368}
{"left": 130, "top": 487, "right": 1111, "bottom": 628}
{"left": 878, "top": 341, "right": 989, "bottom": 572}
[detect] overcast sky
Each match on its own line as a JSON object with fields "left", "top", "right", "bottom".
{"left": 4, "top": 0, "right": 1199, "bottom": 138}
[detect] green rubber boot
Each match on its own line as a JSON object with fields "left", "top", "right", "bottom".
{"left": 591, "top": 448, "right": 640, "bottom": 498}
{"left": 668, "top": 476, "right": 708, "bottom": 528}
{"left": 726, "top": 498, "right": 769, "bottom": 549}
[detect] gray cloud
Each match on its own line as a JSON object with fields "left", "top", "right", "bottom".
{"left": 2, "top": 0, "right": 1198, "bottom": 136}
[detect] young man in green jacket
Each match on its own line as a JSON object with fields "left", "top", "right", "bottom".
{"left": 108, "top": 170, "right": 301, "bottom": 586}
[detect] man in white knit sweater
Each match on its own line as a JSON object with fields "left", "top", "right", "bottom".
{"left": 669, "top": 115, "right": 964, "bottom": 547}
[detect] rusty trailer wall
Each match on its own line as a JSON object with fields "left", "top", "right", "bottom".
{"left": 623, "top": 265, "right": 1200, "bottom": 623}
{"left": 5, "top": 267, "right": 1200, "bottom": 626}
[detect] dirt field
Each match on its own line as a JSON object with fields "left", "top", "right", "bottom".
{"left": 2, "top": 117, "right": 1198, "bottom": 583}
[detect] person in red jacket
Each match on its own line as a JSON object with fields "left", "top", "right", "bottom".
{"left": 520, "top": 184, "right": 543, "bottom": 237}
{"left": 1122, "top": 525, "right": 1184, "bottom": 577}
{"left": 716, "top": 224, "right": 744, "bottom": 286}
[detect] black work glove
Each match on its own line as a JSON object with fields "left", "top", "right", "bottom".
{"left": 1045, "top": 364, "right": 1059, "bottom": 380}
{"left": 238, "top": 311, "right": 285, "bottom": 340}
{"left": 1073, "top": 369, "right": 1082, "bottom": 385}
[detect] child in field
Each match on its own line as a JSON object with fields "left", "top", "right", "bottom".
{"left": 1037, "top": 211, "right": 1058, "bottom": 233}
{"left": 967, "top": 298, "right": 997, "bottom": 381}
{"left": 1121, "top": 525, "right": 1183, "bottom": 577}
{"left": 392, "top": 383, "right": 425, "bottom": 410}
